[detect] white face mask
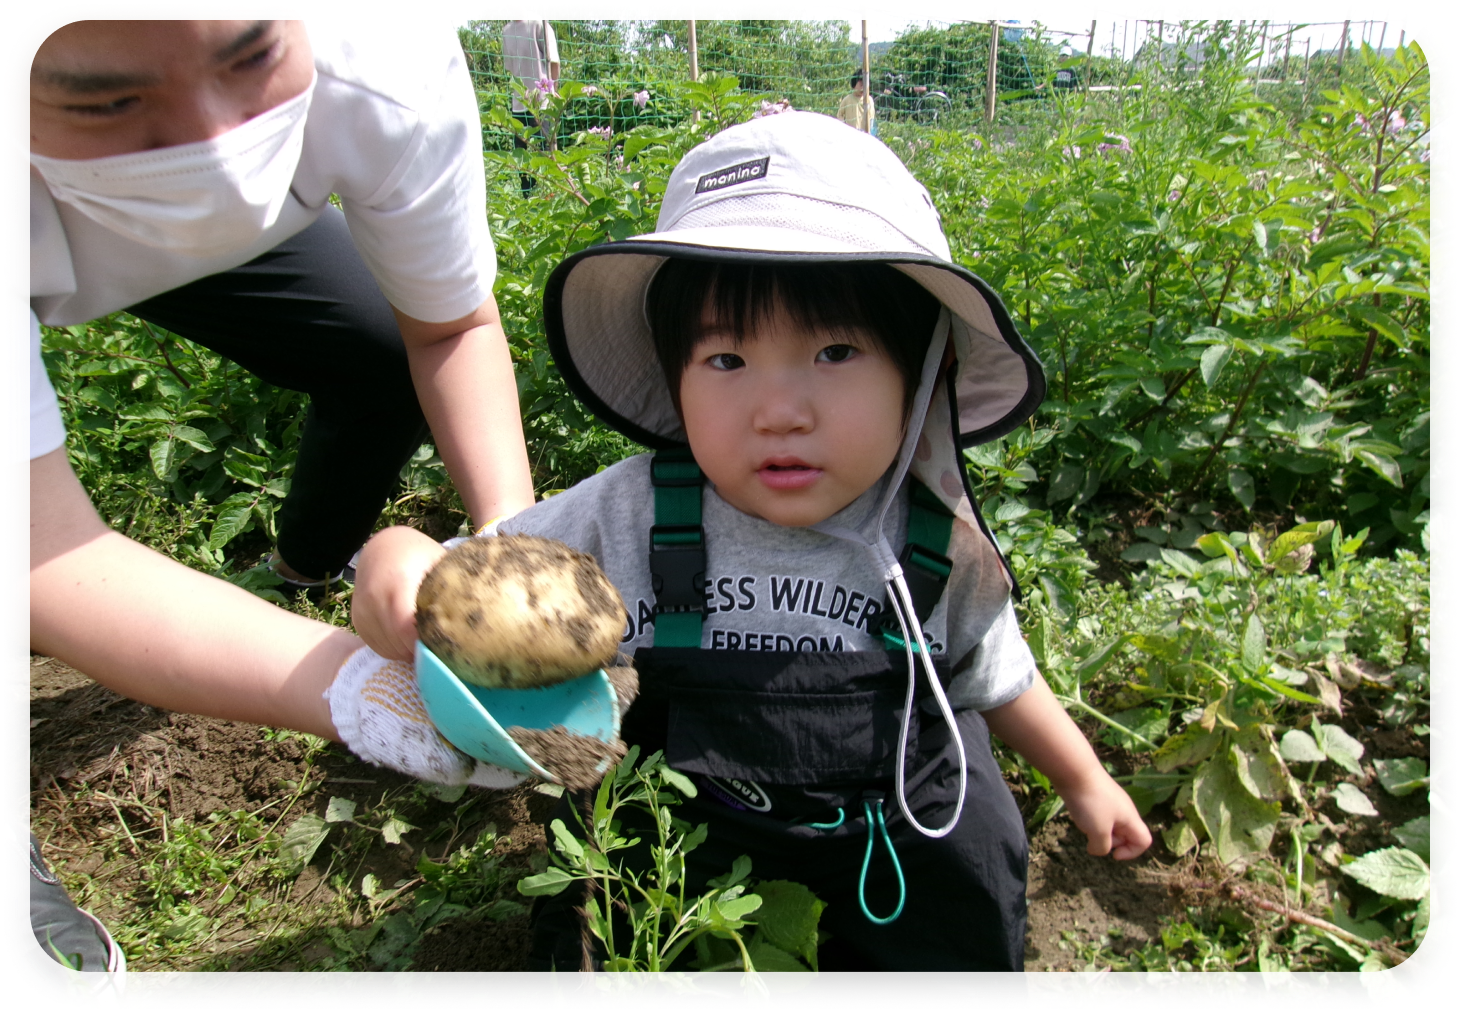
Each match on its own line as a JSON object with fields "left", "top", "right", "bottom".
{"left": 31, "top": 75, "right": 316, "bottom": 258}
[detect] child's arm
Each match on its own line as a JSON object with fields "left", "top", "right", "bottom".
{"left": 352, "top": 525, "right": 448, "bottom": 662}
{"left": 981, "top": 674, "right": 1153, "bottom": 860}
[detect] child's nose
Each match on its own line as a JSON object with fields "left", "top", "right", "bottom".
{"left": 752, "top": 376, "right": 814, "bottom": 433}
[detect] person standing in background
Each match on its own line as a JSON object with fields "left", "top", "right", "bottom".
{"left": 836, "top": 70, "right": 875, "bottom": 133}
{"left": 502, "top": 19, "right": 560, "bottom": 195}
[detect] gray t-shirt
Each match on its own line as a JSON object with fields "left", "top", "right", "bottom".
{"left": 502, "top": 20, "right": 559, "bottom": 113}
{"left": 496, "top": 453, "right": 1035, "bottom": 711}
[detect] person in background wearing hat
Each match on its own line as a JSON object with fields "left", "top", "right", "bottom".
{"left": 348, "top": 110, "right": 1151, "bottom": 970}
{"left": 30, "top": 20, "right": 536, "bottom": 970}
{"left": 836, "top": 69, "right": 875, "bottom": 133}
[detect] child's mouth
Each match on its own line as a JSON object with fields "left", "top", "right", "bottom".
{"left": 758, "top": 461, "right": 822, "bottom": 490}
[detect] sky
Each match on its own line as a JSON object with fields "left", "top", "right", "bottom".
{"left": 426, "top": 4, "right": 1430, "bottom": 61}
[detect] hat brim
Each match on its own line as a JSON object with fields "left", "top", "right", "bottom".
{"left": 544, "top": 239, "right": 1045, "bottom": 450}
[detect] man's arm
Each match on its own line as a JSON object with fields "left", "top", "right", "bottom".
{"left": 982, "top": 673, "right": 1152, "bottom": 860}
{"left": 30, "top": 448, "right": 357, "bottom": 738}
{"left": 394, "top": 293, "right": 537, "bottom": 531}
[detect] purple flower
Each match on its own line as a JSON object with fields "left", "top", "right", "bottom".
{"left": 970, "top": 135, "right": 983, "bottom": 149}
{"left": 533, "top": 75, "right": 558, "bottom": 97}
{"left": 751, "top": 99, "right": 793, "bottom": 119}
{"left": 1386, "top": 111, "right": 1407, "bottom": 135}
{"left": 581, "top": 85, "right": 599, "bottom": 97}
{"left": 1167, "top": 189, "right": 1182, "bottom": 202}
{"left": 1062, "top": 144, "right": 1082, "bottom": 159}
{"left": 587, "top": 126, "right": 612, "bottom": 141}
{"left": 1096, "top": 134, "right": 1132, "bottom": 157}
{"left": 633, "top": 89, "right": 650, "bottom": 110}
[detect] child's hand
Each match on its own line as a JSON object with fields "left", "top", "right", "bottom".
{"left": 351, "top": 525, "right": 448, "bottom": 662}
{"left": 1059, "top": 772, "right": 1153, "bottom": 860}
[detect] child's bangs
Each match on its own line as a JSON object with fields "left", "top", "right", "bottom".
{"left": 648, "top": 260, "right": 942, "bottom": 411}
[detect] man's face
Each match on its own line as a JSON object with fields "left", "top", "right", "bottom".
{"left": 678, "top": 302, "right": 908, "bottom": 528}
{"left": 31, "top": 21, "right": 314, "bottom": 159}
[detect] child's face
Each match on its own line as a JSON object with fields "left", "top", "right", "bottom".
{"left": 678, "top": 302, "right": 908, "bottom": 527}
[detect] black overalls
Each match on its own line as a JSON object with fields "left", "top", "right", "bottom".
{"left": 527, "top": 454, "right": 1028, "bottom": 971}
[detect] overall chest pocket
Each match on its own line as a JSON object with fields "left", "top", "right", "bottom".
{"left": 628, "top": 648, "right": 949, "bottom": 785}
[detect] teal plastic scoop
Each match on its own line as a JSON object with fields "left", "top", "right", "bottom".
{"left": 415, "top": 641, "right": 621, "bottom": 781}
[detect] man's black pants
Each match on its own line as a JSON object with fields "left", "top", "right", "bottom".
{"left": 128, "top": 207, "right": 430, "bottom": 578}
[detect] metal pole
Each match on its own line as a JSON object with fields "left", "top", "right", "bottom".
{"left": 1084, "top": 19, "right": 1095, "bottom": 91}
{"left": 985, "top": 21, "right": 1000, "bottom": 121}
{"left": 1399, "top": 30, "right": 1405, "bottom": 49}
{"left": 688, "top": 20, "right": 699, "bottom": 82}
{"left": 1282, "top": 27, "right": 1292, "bottom": 80}
{"left": 1377, "top": 22, "right": 1388, "bottom": 55}
{"left": 1338, "top": 20, "right": 1349, "bottom": 75}
{"left": 861, "top": 21, "right": 872, "bottom": 133}
{"left": 1259, "top": 21, "right": 1268, "bottom": 76}
{"left": 1303, "top": 37, "right": 1311, "bottom": 83}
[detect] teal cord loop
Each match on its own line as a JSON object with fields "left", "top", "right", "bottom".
{"left": 857, "top": 794, "right": 906, "bottom": 925}
{"left": 806, "top": 808, "right": 845, "bottom": 831}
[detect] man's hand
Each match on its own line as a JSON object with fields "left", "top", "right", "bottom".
{"left": 352, "top": 525, "right": 449, "bottom": 662}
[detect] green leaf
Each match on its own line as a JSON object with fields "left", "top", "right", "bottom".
{"left": 1341, "top": 847, "right": 1430, "bottom": 900}
{"left": 1373, "top": 757, "right": 1428, "bottom": 797}
{"left": 324, "top": 797, "right": 357, "bottom": 823}
{"left": 706, "top": 854, "right": 752, "bottom": 890}
{"left": 208, "top": 491, "right": 257, "bottom": 551}
{"left": 1313, "top": 722, "right": 1365, "bottom": 775}
{"left": 380, "top": 818, "right": 416, "bottom": 845}
{"left": 744, "top": 935, "right": 810, "bottom": 972}
{"left": 483, "top": 899, "right": 528, "bottom": 921}
{"left": 995, "top": 501, "right": 1032, "bottom": 523}
{"left": 1201, "top": 344, "right": 1232, "bottom": 388}
{"left": 1159, "top": 548, "right": 1202, "bottom": 577}
{"left": 1191, "top": 751, "right": 1281, "bottom": 868}
{"left": 423, "top": 783, "right": 466, "bottom": 803}
{"left": 1152, "top": 724, "right": 1222, "bottom": 772}
{"left": 276, "top": 814, "right": 330, "bottom": 874}
{"left": 1267, "top": 521, "right": 1335, "bottom": 567}
{"left": 1228, "top": 468, "right": 1256, "bottom": 511}
{"left": 1161, "top": 818, "right": 1199, "bottom": 857}
{"left": 1332, "top": 782, "right": 1378, "bottom": 816}
{"left": 1354, "top": 952, "right": 1413, "bottom": 1004}
{"left": 1241, "top": 613, "right": 1267, "bottom": 673}
{"left": 1355, "top": 449, "right": 1403, "bottom": 488}
{"left": 149, "top": 437, "right": 178, "bottom": 481}
{"left": 1395, "top": 811, "right": 1454, "bottom": 864}
{"left": 1100, "top": 707, "right": 1167, "bottom": 753}
{"left": 550, "top": 819, "right": 584, "bottom": 861}
{"left": 658, "top": 767, "right": 698, "bottom": 799}
{"left": 1047, "top": 462, "right": 1084, "bottom": 503}
{"left": 1074, "top": 637, "right": 1127, "bottom": 680}
{"left": 750, "top": 880, "right": 825, "bottom": 969}
{"left": 1279, "top": 729, "right": 1327, "bottom": 763}
{"left": 171, "top": 424, "right": 215, "bottom": 452}
{"left": 716, "top": 893, "right": 764, "bottom": 922}
{"left": 516, "top": 867, "right": 576, "bottom": 897}
{"left": 1195, "top": 531, "right": 1233, "bottom": 559}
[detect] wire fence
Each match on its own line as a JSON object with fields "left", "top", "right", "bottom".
{"left": 457, "top": 19, "right": 1416, "bottom": 146}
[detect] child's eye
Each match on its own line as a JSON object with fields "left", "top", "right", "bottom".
{"left": 817, "top": 344, "right": 858, "bottom": 363}
{"left": 706, "top": 352, "right": 745, "bottom": 371}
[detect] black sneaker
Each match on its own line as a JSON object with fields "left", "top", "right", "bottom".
{"left": 6, "top": 811, "right": 127, "bottom": 1004}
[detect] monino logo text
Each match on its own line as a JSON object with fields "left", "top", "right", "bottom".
{"left": 695, "top": 157, "right": 770, "bottom": 194}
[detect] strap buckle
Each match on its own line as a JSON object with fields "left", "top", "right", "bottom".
{"left": 650, "top": 524, "right": 705, "bottom": 612}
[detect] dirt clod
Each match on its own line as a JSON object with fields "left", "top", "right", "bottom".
{"left": 506, "top": 725, "right": 627, "bottom": 791}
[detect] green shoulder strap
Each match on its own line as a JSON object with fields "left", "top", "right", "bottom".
{"left": 649, "top": 449, "right": 706, "bottom": 648}
{"left": 881, "top": 480, "right": 955, "bottom": 649}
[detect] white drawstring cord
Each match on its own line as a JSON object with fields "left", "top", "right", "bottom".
{"left": 886, "top": 566, "right": 968, "bottom": 839}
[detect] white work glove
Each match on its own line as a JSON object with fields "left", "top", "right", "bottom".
{"left": 325, "top": 645, "right": 526, "bottom": 789}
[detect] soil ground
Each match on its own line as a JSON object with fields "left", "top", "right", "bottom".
{"left": 25, "top": 654, "right": 1201, "bottom": 972}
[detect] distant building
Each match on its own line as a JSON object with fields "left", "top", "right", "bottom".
{"left": 1134, "top": 38, "right": 1211, "bottom": 72}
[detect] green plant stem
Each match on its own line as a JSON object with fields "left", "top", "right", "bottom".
{"left": 1055, "top": 695, "right": 1161, "bottom": 749}
{"left": 1185, "top": 359, "right": 1270, "bottom": 494}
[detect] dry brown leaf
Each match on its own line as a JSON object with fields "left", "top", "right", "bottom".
{"left": 1310, "top": 670, "right": 1344, "bottom": 715}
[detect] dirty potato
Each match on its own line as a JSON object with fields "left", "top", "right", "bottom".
{"left": 416, "top": 535, "right": 627, "bottom": 689}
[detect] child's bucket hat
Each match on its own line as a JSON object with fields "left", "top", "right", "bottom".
{"left": 544, "top": 109, "right": 1045, "bottom": 457}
